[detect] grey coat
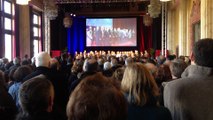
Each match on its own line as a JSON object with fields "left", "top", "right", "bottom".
{"left": 164, "top": 65, "right": 213, "bottom": 120}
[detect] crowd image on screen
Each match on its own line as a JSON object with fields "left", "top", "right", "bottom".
{"left": 86, "top": 26, "right": 136, "bottom": 47}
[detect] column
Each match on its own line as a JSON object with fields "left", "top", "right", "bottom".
{"left": 43, "top": 0, "right": 58, "bottom": 54}
{"left": 178, "top": 0, "right": 187, "bottom": 56}
{"left": 201, "top": 0, "right": 213, "bottom": 38}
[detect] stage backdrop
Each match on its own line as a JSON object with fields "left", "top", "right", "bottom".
{"left": 51, "top": 16, "right": 161, "bottom": 56}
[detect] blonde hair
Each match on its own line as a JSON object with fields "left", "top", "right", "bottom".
{"left": 121, "top": 63, "right": 159, "bottom": 106}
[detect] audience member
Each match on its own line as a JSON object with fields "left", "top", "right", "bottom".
{"left": 9, "top": 57, "right": 21, "bottom": 72}
{"left": 69, "top": 58, "right": 99, "bottom": 92}
{"left": 155, "top": 64, "right": 172, "bottom": 105}
{"left": 125, "top": 57, "right": 133, "bottom": 66}
{"left": 67, "top": 73, "right": 127, "bottom": 120}
{"left": 22, "top": 54, "right": 31, "bottom": 64}
{"left": 23, "top": 51, "right": 68, "bottom": 120}
{"left": 121, "top": 63, "right": 172, "bottom": 120}
{"left": 0, "top": 58, "right": 9, "bottom": 71}
{"left": 156, "top": 55, "right": 166, "bottom": 66}
{"left": 164, "top": 38, "right": 213, "bottom": 120}
{"left": 7, "top": 67, "right": 17, "bottom": 89}
{"left": 164, "top": 55, "right": 176, "bottom": 66}
{"left": 8, "top": 65, "right": 33, "bottom": 109}
{"left": 111, "top": 56, "right": 121, "bottom": 71}
{"left": 66, "top": 55, "right": 73, "bottom": 75}
{"left": 155, "top": 64, "right": 172, "bottom": 86}
{"left": 118, "top": 56, "right": 125, "bottom": 65}
{"left": 60, "top": 53, "right": 68, "bottom": 73}
{"left": 97, "top": 57, "right": 104, "bottom": 71}
{"left": 67, "top": 60, "right": 83, "bottom": 90}
{"left": 112, "top": 66, "right": 125, "bottom": 87}
{"left": 144, "top": 62, "right": 158, "bottom": 78}
{"left": 169, "top": 59, "right": 187, "bottom": 79}
{"left": 102, "top": 61, "right": 113, "bottom": 77}
{"left": 16, "top": 75, "right": 55, "bottom": 120}
{"left": 50, "top": 58, "right": 60, "bottom": 71}
{"left": 0, "top": 70, "right": 17, "bottom": 120}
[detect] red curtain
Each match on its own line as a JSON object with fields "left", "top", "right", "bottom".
{"left": 139, "top": 17, "right": 145, "bottom": 52}
{"left": 139, "top": 16, "right": 152, "bottom": 53}
{"left": 147, "top": 26, "right": 152, "bottom": 49}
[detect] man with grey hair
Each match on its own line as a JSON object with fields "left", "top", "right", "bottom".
{"left": 24, "top": 52, "right": 51, "bottom": 81}
{"left": 102, "top": 61, "right": 113, "bottom": 77}
{"left": 164, "top": 38, "right": 213, "bottom": 120}
{"left": 8, "top": 57, "right": 21, "bottom": 72}
{"left": 125, "top": 57, "right": 133, "bottom": 66}
{"left": 24, "top": 51, "right": 68, "bottom": 120}
{"left": 69, "top": 58, "right": 99, "bottom": 92}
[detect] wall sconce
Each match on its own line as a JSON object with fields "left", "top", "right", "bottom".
{"left": 16, "top": 0, "right": 31, "bottom": 5}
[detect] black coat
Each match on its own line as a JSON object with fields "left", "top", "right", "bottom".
{"left": 23, "top": 66, "right": 68, "bottom": 120}
{"left": 0, "top": 85, "right": 17, "bottom": 120}
{"left": 127, "top": 104, "right": 172, "bottom": 120}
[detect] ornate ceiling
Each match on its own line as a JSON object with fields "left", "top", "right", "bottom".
{"left": 55, "top": 0, "right": 150, "bottom": 17}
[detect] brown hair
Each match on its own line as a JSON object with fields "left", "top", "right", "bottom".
{"left": 0, "top": 70, "right": 5, "bottom": 87}
{"left": 155, "top": 64, "right": 172, "bottom": 83}
{"left": 19, "top": 75, "right": 54, "bottom": 115}
{"left": 121, "top": 63, "right": 159, "bottom": 106}
{"left": 169, "top": 59, "right": 187, "bottom": 78}
{"left": 193, "top": 38, "right": 213, "bottom": 67}
{"left": 67, "top": 73, "right": 127, "bottom": 120}
{"left": 13, "top": 65, "right": 33, "bottom": 82}
{"left": 112, "top": 67, "right": 125, "bottom": 82}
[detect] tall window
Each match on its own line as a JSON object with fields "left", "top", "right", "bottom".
{"left": 1, "top": 0, "right": 15, "bottom": 61}
{"left": 32, "top": 12, "right": 42, "bottom": 56}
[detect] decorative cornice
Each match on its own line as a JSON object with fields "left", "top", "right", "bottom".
{"left": 44, "top": 0, "right": 58, "bottom": 20}
{"left": 190, "top": 0, "right": 200, "bottom": 19}
{"left": 56, "top": 0, "right": 149, "bottom": 4}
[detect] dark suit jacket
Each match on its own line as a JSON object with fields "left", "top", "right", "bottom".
{"left": 23, "top": 66, "right": 68, "bottom": 120}
{"left": 127, "top": 104, "right": 172, "bottom": 120}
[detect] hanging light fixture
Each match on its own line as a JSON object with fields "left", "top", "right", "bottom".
{"left": 148, "top": 0, "right": 161, "bottom": 18}
{"left": 63, "top": 13, "right": 73, "bottom": 28}
{"left": 143, "top": 14, "right": 153, "bottom": 26}
{"left": 16, "top": 0, "right": 31, "bottom": 5}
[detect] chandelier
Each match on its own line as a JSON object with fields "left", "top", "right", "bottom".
{"left": 148, "top": 0, "right": 161, "bottom": 18}
{"left": 16, "top": 0, "right": 31, "bottom": 5}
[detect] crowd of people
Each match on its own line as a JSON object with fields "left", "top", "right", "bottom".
{"left": 86, "top": 26, "right": 136, "bottom": 46}
{"left": 0, "top": 38, "right": 213, "bottom": 120}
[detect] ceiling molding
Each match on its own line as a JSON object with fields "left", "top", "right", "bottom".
{"left": 56, "top": 0, "right": 149, "bottom": 4}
